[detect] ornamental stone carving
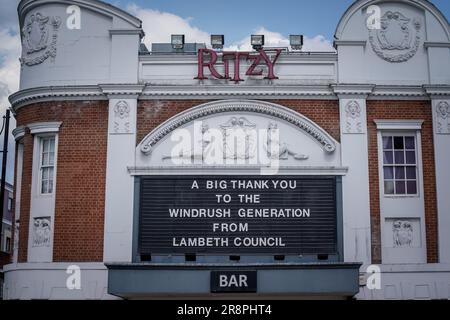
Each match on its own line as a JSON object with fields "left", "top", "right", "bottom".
{"left": 369, "top": 11, "right": 422, "bottom": 63}
{"left": 265, "top": 122, "right": 308, "bottom": 160}
{"left": 162, "top": 118, "right": 309, "bottom": 163}
{"left": 20, "top": 12, "right": 62, "bottom": 66}
{"left": 344, "top": 100, "right": 363, "bottom": 134}
{"left": 32, "top": 217, "right": 51, "bottom": 247}
{"left": 393, "top": 220, "right": 413, "bottom": 248}
{"left": 140, "top": 100, "right": 336, "bottom": 155}
{"left": 112, "top": 100, "right": 131, "bottom": 134}
{"left": 435, "top": 101, "right": 450, "bottom": 135}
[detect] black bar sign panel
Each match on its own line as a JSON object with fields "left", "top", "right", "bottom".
{"left": 139, "top": 176, "right": 337, "bottom": 255}
{"left": 211, "top": 271, "right": 257, "bottom": 293}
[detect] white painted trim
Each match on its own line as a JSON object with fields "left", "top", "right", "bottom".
{"left": 127, "top": 166, "right": 349, "bottom": 176}
{"left": 12, "top": 126, "right": 26, "bottom": 141}
{"left": 424, "top": 41, "right": 450, "bottom": 48}
{"left": 376, "top": 128, "right": 427, "bottom": 264}
{"left": 28, "top": 122, "right": 62, "bottom": 135}
{"left": 109, "top": 29, "right": 144, "bottom": 37}
{"left": 374, "top": 120, "right": 424, "bottom": 131}
{"left": 334, "top": 40, "right": 367, "bottom": 47}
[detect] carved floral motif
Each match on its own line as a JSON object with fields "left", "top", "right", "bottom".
{"left": 344, "top": 100, "right": 363, "bottom": 134}
{"left": 393, "top": 220, "right": 413, "bottom": 247}
{"left": 32, "top": 217, "right": 51, "bottom": 247}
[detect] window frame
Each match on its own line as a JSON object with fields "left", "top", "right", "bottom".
{"left": 37, "top": 135, "right": 57, "bottom": 196}
{"left": 381, "top": 132, "right": 420, "bottom": 197}
{"left": 375, "top": 125, "right": 424, "bottom": 200}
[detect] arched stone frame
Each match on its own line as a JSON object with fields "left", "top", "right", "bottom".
{"left": 137, "top": 99, "right": 338, "bottom": 157}
{"left": 334, "top": 0, "right": 450, "bottom": 42}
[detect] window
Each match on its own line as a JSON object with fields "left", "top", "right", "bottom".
{"left": 39, "top": 137, "right": 56, "bottom": 194}
{"left": 5, "top": 236, "right": 11, "bottom": 253}
{"left": 382, "top": 135, "right": 418, "bottom": 195}
{"left": 7, "top": 197, "right": 13, "bottom": 211}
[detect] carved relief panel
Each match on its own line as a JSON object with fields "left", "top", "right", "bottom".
{"left": 435, "top": 101, "right": 450, "bottom": 135}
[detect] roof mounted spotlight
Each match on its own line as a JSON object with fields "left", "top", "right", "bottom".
{"left": 171, "top": 34, "right": 185, "bottom": 50}
{"left": 211, "top": 35, "right": 224, "bottom": 50}
{"left": 289, "top": 34, "right": 304, "bottom": 51}
{"left": 251, "top": 34, "right": 264, "bottom": 50}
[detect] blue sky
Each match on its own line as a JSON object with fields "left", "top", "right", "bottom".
{"left": 107, "top": 0, "right": 450, "bottom": 45}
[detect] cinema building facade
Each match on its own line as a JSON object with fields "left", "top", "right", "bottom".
{"left": 3, "top": 0, "right": 450, "bottom": 299}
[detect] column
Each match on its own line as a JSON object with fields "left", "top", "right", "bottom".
{"left": 102, "top": 86, "right": 142, "bottom": 262}
{"left": 431, "top": 97, "right": 450, "bottom": 263}
{"left": 333, "top": 85, "right": 373, "bottom": 265}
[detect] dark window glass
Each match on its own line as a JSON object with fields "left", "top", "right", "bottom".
{"left": 394, "top": 151, "right": 405, "bottom": 164}
{"left": 394, "top": 137, "right": 404, "bottom": 149}
{"left": 406, "top": 151, "right": 416, "bottom": 164}
{"left": 406, "top": 167, "right": 416, "bottom": 179}
{"left": 405, "top": 137, "right": 415, "bottom": 149}
{"left": 407, "top": 181, "right": 417, "bottom": 194}
{"left": 395, "top": 167, "right": 405, "bottom": 179}
{"left": 384, "top": 167, "right": 394, "bottom": 179}
{"left": 383, "top": 151, "right": 393, "bottom": 164}
{"left": 396, "top": 181, "right": 406, "bottom": 194}
{"left": 383, "top": 137, "right": 393, "bottom": 149}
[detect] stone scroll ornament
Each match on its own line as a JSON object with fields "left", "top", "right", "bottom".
{"left": 369, "top": 11, "right": 422, "bottom": 63}
{"left": 393, "top": 220, "right": 413, "bottom": 248}
{"left": 436, "top": 101, "right": 450, "bottom": 134}
{"left": 32, "top": 217, "right": 51, "bottom": 247}
{"left": 20, "top": 12, "right": 62, "bottom": 66}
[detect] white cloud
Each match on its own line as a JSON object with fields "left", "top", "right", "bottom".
{"left": 225, "top": 27, "right": 334, "bottom": 52}
{"left": 0, "top": 28, "right": 21, "bottom": 114}
{"left": 127, "top": 4, "right": 210, "bottom": 48}
{"left": 127, "top": 5, "right": 334, "bottom": 53}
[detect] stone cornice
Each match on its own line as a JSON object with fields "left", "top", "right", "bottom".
{"left": 374, "top": 120, "right": 424, "bottom": 131}
{"left": 333, "top": 40, "right": 367, "bottom": 47}
{"left": 99, "top": 84, "right": 145, "bottom": 99}
{"left": 423, "top": 41, "right": 450, "bottom": 48}
{"left": 109, "top": 29, "right": 145, "bottom": 38}
{"left": 141, "top": 85, "right": 337, "bottom": 100}
{"left": 423, "top": 85, "right": 450, "bottom": 99}
{"left": 28, "top": 121, "right": 62, "bottom": 134}
{"left": 9, "top": 85, "right": 106, "bottom": 111}
{"left": 9, "top": 84, "right": 450, "bottom": 111}
{"left": 331, "top": 84, "right": 375, "bottom": 98}
{"left": 12, "top": 126, "right": 26, "bottom": 141}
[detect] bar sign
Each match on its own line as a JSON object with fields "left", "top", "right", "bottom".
{"left": 211, "top": 271, "right": 257, "bottom": 293}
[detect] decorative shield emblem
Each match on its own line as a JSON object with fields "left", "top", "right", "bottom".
{"left": 21, "top": 12, "right": 61, "bottom": 66}
{"left": 369, "top": 11, "right": 422, "bottom": 63}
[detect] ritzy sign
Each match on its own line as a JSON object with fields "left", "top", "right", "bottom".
{"left": 195, "top": 49, "right": 281, "bottom": 83}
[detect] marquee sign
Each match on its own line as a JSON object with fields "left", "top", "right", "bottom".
{"left": 195, "top": 49, "right": 282, "bottom": 82}
{"left": 138, "top": 176, "right": 338, "bottom": 255}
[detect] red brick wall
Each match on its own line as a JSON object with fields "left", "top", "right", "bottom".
{"left": 367, "top": 100, "right": 438, "bottom": 264}
{"left": 14, "top": 101, "right": 108, "bottom": 262}
{"left": 137, "top": 100, "right": 340, "bottom": 143}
